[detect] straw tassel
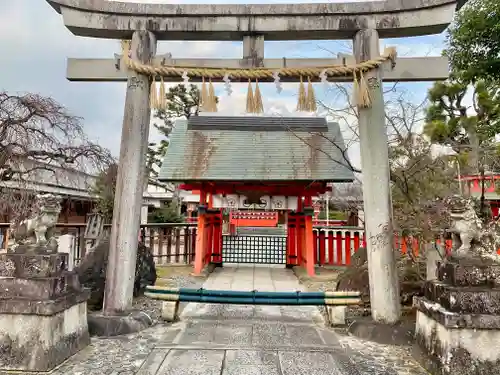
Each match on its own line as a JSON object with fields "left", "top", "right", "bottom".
{"left": 384, "top": 46, "right": 398, "bottom": 68}
{"left": 207, "top": 79, "right": 217, "bottom": 112}
{"left": 253, "top": 80, "right": 264, "bottom": 114}
{"left": 296, "top": 77, "right": 307, "bottom": 111}
{"left": 150, "top": 77, "right": 158, "bottom": 109}
{"left": 352, "top": 72, "right": 360, "bottom": 108}
{"left": 121, "top": 40, "right": 131, "bottom": 65}
{"left": 158, "top": 76, "right": 166, "bottom": 110}
{"left": 201, "top": 77, "right": 209, "bottom": 111}
{"left": 306, "top": 77, "right": 317, "bottom": 112}
{"left": 358, "top": 72, "right": 372, "bottom": 108}
{"left": 353, "top": 70, "right": 372, "bottom": 109}
{"left": 246, "top": 79, "right": 255, "bottom": 113}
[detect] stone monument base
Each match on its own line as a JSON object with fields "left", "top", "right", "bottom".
{"left": 0, "top": 252, "right": 91, "bottom": 372}
{"left": 413, "top": 258, "right": 500, "bottom": 375}
{"left": 413, "top": 300, "right": 500, "bottom": 375}
{"left": 0, "top": 293, "right": 90, "bottom": 372}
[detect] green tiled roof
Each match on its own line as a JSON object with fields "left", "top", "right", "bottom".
{"left": 158, "top": 116, "right": 355, "bottom": 182}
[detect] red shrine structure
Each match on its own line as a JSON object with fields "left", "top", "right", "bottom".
{"left": 460, "top": 172, "right": 500, "bottom": 217}
{"left": 158, "top": 116, "right": 355, "bottom": 276}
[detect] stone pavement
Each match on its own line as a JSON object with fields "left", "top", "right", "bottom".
{"left": 39, "top": 265, "right": 429, "bottom": 375}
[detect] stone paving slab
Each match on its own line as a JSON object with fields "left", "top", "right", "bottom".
{"left": 134, "top": 348, "right": 348, "bottom": 375}
{"left": 174, "top": 319, "right": 330, "bottom": 348}
{"left": 225, "top": 350, "right": 278, "bottom": 366}
{"left": 215, "top": 323, "right": 254, "bottom": 345}
{"left": 136, "top": 348, "right": 169, "bottom": 375}
{"left": 181, "top": 304, "right": 320, "bottom": 322}
{"left": 279, "top": 351, "right": 344, "bottom": 375}
{"left": 20, "top": 265, "right": 430, "bottom": 375}
{"left": 223, "top": 364, "right": 280, "bottom": 375}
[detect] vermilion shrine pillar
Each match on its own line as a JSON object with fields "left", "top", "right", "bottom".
{"left": 285, "top": 196, "right": 315, "bottom": 276}
{"left": 303, "top": 196, "right": 315, "bottom": 276}
{"left": 286, "top": 212, "right": 298, "bottom": 268}
{"left": 297, "top": 197, "right": 305, "bottom": 268}
{"left": 193, "top": 189, "right": 223, "bottom": 274}
{"left": 194, "top": 190, "right": 207, "bottom": 274}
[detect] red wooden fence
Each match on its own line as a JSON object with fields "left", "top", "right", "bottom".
{"left": 312, "top": 219, "right": 347, "bottom": 226}
{"left": 312, "top": 228, "right": 454, "bottom": 266}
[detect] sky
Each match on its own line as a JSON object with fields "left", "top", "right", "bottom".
{"left": 0, "top": 0, "right": 450, "bottom": 172}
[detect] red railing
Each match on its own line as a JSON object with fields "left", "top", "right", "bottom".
{"left": 312, "top": 219, "right": 347, "bottom": 226}
{"left": 312, "top": 227, "right": 454, "bottom": 266}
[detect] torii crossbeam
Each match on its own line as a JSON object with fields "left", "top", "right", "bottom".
{"left": 67, "top": 55, "right": 450, "bottom": 83}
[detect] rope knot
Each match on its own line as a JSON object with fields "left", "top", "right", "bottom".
{"left": 384, "top": 47, "right": 397, "bottom": 69}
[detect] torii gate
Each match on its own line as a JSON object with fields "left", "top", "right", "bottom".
{"left": 46, "top": 0, "right": 466, "bottom": 324}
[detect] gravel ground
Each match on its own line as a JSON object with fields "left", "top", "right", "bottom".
{"left": 131, "top": 266, "right": 207, "bottom": 323}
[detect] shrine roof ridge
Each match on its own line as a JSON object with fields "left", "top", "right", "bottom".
{"left": 187, "top": 116, "right": 329, "bottom": 132}
{"left": 46, "top": 0, "right": 465, "bottom": 40}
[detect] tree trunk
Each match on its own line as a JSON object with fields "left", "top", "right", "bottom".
{"left": 467, "top": 129, "right": 480, "bottom": 174}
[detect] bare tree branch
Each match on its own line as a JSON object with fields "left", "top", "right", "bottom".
{"left": 0, "top": 91, "right": 114, "bottom": 221}
{"left": 288, "top": 80, "right": 458, "bottom": 240}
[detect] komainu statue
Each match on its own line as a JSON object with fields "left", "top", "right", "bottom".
{"left": 444, "top": 195, "right": 500, "bottom": 263}
{"left": 8, "top": 193, "right": 62, "bottom": 253}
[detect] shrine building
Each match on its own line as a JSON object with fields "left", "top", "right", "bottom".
{"left": 158, "top": 116, "right": 355, "bottom": 276}
{"left": 460, "top": 172, "right": 500, "bottom": 217}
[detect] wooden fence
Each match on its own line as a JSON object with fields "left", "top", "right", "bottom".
{"left": 0, "top": 223, "right": 197, "bottom": 266}
{"left": 140, "top": 224, "right": 197, "bottom": 265}
{"left": 0, "top": 222, "right": 462, "bottom": 268}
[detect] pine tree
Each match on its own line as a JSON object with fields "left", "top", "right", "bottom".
{"left": 147, "top": 83, "right": 218, "bottom": 214}
{"left": 424, "top": 79, "right": 500, "bottom": 174}
{"left": 147, "top": 83, "right": 216, "bottom": 175}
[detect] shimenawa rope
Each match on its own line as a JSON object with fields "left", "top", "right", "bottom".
{"left": 121, "top": 40, "right": 396, "bottom": 111}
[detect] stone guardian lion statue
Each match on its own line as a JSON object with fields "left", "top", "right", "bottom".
{"left": 446, "top": 196, "right": 482, "bottom": 257}
{"left": 8, "top": 193, "right": 61, "bottom": 252}
{"left": 444, "top": 195, "right": 500, "bottom": 263}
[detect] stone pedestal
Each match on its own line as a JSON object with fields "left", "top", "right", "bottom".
{"left": 0, "top": 250, "right": 90, "bottom": 372}
{"left": 413, "top": 258, "right": 500, "bottom": 375}
{"left": 326, "top": 305, "right": 346, "bottom": 326}
{"left": 161, "top": 301, "right": 180, "bottom": 322}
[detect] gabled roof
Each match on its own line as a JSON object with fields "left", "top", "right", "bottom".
{"left": 158, "top": 116, "right": 355, "bottom": 183}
